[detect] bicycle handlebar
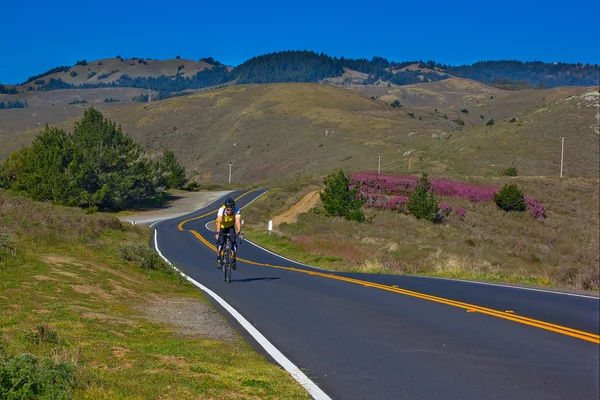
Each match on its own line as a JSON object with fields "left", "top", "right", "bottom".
{"left": 215, "top": 232, "right": 243, "bottom": 244}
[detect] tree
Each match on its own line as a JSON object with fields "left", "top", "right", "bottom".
{"left": 494, "top": 184, "right": 526, "bottom": 212}
{"left": 320, "top": 169, "right": 365, "bottom": 222}
{"left": 0, "top": 147, "right": 31, "bottom": 188}
{"left": 407, "top": 172, "right": 439, "bottom": 222}
{"left": 14, "top": 126, "right": 72, "bottom": 202}
{"left": 154, "top": 150, "right": 186, "bottom": 189}
{"left": 65, "top": 107, "right": 154, "bottom": 210}
{"left": 2, "top": 107, "right": 157, "bottom": 211}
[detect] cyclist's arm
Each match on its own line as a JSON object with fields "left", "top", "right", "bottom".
{"left": 235, "top": 214, "right": 242, "bottom": 234}
{"left": 216, "top": 207, "right": 224, "bottom": 235}
{"left": 215, "top": 216, "right": 222, "bottom": 234}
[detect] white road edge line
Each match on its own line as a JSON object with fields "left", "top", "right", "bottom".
{"left": 153, "top": 229, "right": 331, "bottom": 400}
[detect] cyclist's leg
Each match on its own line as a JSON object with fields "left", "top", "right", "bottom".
{"left": 216, "top": 232, "right": 226, "bottom": 268}
{"left": 231, "top": 233, "right": 238, "bottom": 269}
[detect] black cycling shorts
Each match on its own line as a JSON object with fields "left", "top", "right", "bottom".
{"left": 217, "top": 226, "right": 237, "bottom": 251}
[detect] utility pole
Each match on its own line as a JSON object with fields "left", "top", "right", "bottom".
{"left": 228, "top": 162, "right": 232, "bottom": 183}
{"left": 377, "top": 153, "right": 381, "bottom": 174}
{"left": 560, "top": 137, "right": 565, "bottom": 178}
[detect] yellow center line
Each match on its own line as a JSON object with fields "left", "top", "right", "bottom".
{"left": 177, "top": 191, "right": 600, "bottom": 345}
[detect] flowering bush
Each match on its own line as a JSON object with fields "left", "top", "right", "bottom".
{"left": 525, "top": 196, "right": 547, "bottom": 219}
{"left": 350, "top": 173, "right": 546, "bottom": 219}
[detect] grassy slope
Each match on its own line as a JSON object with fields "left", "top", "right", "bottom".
{"left": 0, "top": 190, "right": 309, "bottom": 399}
{"left": 242, "top": 176, "right": 599, "bottom": 292}
{"left": 2, "top": 82, "right": 597, "bottom": 182}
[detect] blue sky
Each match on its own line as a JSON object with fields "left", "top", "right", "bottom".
{"left": 1, "top": 0, "right": 599, "bottom": 84}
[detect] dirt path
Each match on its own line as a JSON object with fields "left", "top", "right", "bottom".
{"left": 272, "top": 190, "right": 321, "bottom": 227}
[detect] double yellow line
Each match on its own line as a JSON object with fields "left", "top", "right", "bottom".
{"left": 179, "top": 191, "right": 600, "bottom": 344}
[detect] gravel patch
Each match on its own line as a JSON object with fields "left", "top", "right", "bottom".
{"left": 138, "top": 297, "right": 238, "bottom": 342}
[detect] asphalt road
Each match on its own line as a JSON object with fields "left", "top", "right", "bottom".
{"left": 153, "top": 189, "right": 600, "bottom": 400}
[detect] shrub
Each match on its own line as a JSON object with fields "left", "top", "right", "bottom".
{"left": 25, "top": 324, "right": 60, "bottom": 345}
{"left": 0, "top": 232, "right": 16, "bottom": 261}
{"left": 390, "top": 100, "right": 401, "bottom": 108}
{"left": 132, "top": 94, "right": 149, "bottom": 102}
{"left": 502, "top": 166, "right": 518, "bottom": 176}
{"left": 69, "top": 71, "right": 77, "bottom": 77}
{"left": 494, "top": 184, "right": 526, "bottom": 212}
{"left": 460, "top": 108, "right": 469, "bottom": 113}
{"left": 486, "top": 119, "right": 495, "bottom": 126}
{"left": 453, "top": 119, "right": 465, "bottom": 126}
{"left": 0, "top": 352, "right": 75, "bottom": 399}
{"left": 184, "top": 181, "right": 200, "bottom": 191}
{"left": 320, "top": 169, "right": 365, "bottom": 222}
{"left": 117, "top": 244, "right": 173, "bottom": 272}
{"left": 407, "top": 172, "right": 439, "bottom": 222}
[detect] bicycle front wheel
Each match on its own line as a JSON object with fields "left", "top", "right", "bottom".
{"left": 223, "top": 247, "right": 230, "bottom": 282}
{"left": 225, "top": 250, "right": 233, "bottom": 283}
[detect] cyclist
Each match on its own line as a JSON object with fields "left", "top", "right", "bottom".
{"left": 215, "top": 197, "right": 243, "bottom": 270}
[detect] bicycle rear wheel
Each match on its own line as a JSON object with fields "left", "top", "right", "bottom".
{"left": 223, "top": 244, "right": 230, "bottom": 282}
{"left": 225, "top": 262, "right": 232, "bottom": 283}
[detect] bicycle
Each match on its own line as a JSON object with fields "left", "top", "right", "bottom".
{"left": 217, "top": 232, "right": 239, "bottom": 283}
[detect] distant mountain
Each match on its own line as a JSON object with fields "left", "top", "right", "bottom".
{"left": 3, "top": 51, "right": 599, "bottom": 100}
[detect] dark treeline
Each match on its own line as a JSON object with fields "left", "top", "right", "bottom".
{"left": 0, "top": 84, "right": 18, "bottom": 94}
{"left": 232, "top": 51, "right": 448, "bottom": 85}
{"left": 0, "top": 100, "right": 28, "bottom": 109}
{"left": 233, "top": 51, "right": 345, "bottom": 83}
{"left": 22, "top": 66, "right": 71, "bottom": 85}
{"left": 16, "top": 52, "right": 600, "bottom": 95}
{"left": 443, "top": 60, "right": 600, "bottom": 87}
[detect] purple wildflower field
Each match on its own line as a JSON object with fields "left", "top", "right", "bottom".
{"left": 350, "top": 173, "right": 546, "bottom": 219}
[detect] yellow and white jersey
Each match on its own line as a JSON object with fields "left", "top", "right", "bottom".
{"left": 216, "top": 205, "right": 240, "bottom": 229}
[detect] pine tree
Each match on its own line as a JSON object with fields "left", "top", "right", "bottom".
{"left": 320, "top": 169, "right": 365, "bottom": 222}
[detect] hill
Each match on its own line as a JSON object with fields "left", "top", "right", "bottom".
{"left": 1, "top": 81, "right": 597, "bottom": 182}
{"left": 2, "top": 51, "right": 598, "bottom": 94}
{"left": 18, "top": 57, "right": 218, "bottom": 88}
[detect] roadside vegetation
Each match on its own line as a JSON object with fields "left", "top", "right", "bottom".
{"left": 245, "top": 172, "right": 599, "bottom": 291}
{"left": 0, "top": 189, "right": 310, "bottom": 399}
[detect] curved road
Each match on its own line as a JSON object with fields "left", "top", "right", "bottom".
{"left": 153, "top": 189, "right": 600, "bottom": 400}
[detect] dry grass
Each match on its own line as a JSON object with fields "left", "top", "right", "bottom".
{"left": 3, "top": 83, "right": 597, "bottom": 186}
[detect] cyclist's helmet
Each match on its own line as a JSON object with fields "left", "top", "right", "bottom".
{"left": 224, "top": 197, "right": 235, "bottom": 209}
